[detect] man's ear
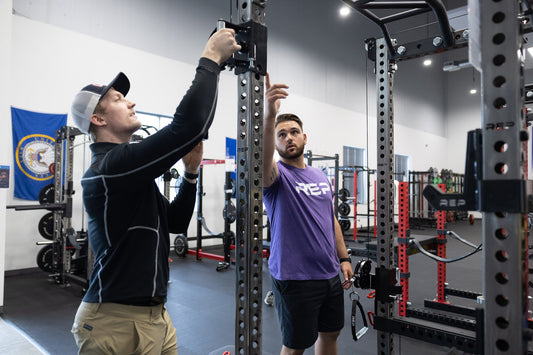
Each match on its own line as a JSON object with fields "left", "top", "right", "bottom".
{"left": 90, "top": 113, "right": 107, "bottom": 128}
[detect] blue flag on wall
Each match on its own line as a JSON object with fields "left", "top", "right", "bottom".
{"left": 225, "top": 137, "right": 236, "bottom": 173}
{"left": 11, "top": 107, "right": 67, "bottom": 200}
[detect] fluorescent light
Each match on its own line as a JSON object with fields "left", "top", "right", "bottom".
{"left": 528, "top": 47, "right": 533, "bottom": 57}
{"left": 339, "top": 6, "right": 350, "bottom": 17}
{"left": 470, "top": 89, "right": 477, "bottom": 94}
{"left": 423, "top": 59, "right": 432, "bottom": 66}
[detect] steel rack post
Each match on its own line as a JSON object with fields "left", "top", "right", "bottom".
{"left": 163, "top": 171, "right": 171, "bottom": 200}
{"left": 435, "top": 183, "right": 447, "bottom": 304}
{"left": 196, "top": 165, "right": 204, "bottom": 260}
{"left": 374, "top": 36, "right": 396, "bottom": 354}
{"left": 56, "top": 126, "right": 86, "bottom": 286}
{"left": 334, "top": 154, "right": 340, "bottom": 219}
{"left": 233, "top": 1, "right": 266, "bottom": 354}
{"left": 476, "top": 0, "right": 529, "bottom": 353}
{"left": 52, "top": 126, "right": 64, "bottom": 281}
{"left": 398, "top": 181, "right": 409, "bottom": 317}
{"left": 223, "top": 170, "right": 233, "bottom": 265}
{"left": 61, "top": 127, "right": 75, "bottom": 281}
{"left": 354, "top": 169, "right": 358, "bottom": 240}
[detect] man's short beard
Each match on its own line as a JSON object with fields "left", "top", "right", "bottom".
{"left": 278, "top": 146, "right": 304, "bottom": 160}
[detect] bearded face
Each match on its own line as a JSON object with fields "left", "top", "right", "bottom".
{"left": 275, "top": 121, "right": 307, "bottom": 161}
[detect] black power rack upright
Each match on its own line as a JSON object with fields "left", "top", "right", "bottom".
{"left": 8, "top": 126, "right": 92, "bottom": 290}
{"left": 343, "top": 0, "right": 531, "bottom": 354}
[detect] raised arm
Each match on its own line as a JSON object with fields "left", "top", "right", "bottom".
{"left": 263, "top": 73, "right": 289, "bottom": 188}
{"left": 97, "top": 30, "right": 240, "bottom": 183}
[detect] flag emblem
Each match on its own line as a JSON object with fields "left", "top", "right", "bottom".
{"left": 15, "top": 134, "right": 55, "bottom": 181}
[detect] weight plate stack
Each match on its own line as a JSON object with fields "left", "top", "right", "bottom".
{"left": 38, "top": 184, "right": 55, "bottom": 204}
{"left": 36, "top": 245, "right": 54, "bottom": 273}
{"left": 38, "top": 212, "right": 54, "bottom": 240}
{"left": 174, "top": 234, "right": 188, "bottom": 257}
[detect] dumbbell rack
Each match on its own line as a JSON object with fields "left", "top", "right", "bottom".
{"left": 8, "top": 126, "right": 92, "bottom": 289}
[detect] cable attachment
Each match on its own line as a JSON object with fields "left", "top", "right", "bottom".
{"left": 351, "top": 259, "right": 373, "bottom": 289}
{"left": 214, "top": 19, "right": 267, "bottom": 75}
{"left": 350, "top": 291, "right": 369, "bottom": 341}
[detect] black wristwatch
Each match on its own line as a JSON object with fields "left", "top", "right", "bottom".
{"left": 184, "top": 171, "right": 199, "bottom": 180}
{"left": 339, "top": 257, "right": 351, "bottom": 264}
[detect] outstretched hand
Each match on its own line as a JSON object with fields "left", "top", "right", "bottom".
{"left": 265, "top": 73, "right": 289, "bottom": 119}
{"left": 182, "top": 141, "right": 203, "bottom": 174}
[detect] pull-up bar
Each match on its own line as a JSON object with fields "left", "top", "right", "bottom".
{"left": 343, "top": 0, "right": 459, "bottom": 60}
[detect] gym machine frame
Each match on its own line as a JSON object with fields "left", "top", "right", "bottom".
{"left": 302, "top": 159, "right": 365, "bottom": 236}
{"left": 338, "top": 165, "right": 378, "bottom": 240}
{"left": 408, "top": 169, "right": 439, "bottom": 228}
{"left": 399, "top": 182, "right": 483, "bottom": 330}
{"left": 217, "top": 1, "right": 267, "bottom": 353}
{"left": 7, "top": 126, "right": 92, "bottom": 288}
{"left": 409, "top": 168, "right": 467, "bottom": 228}
{"left": 305, "top": 152, "right": 377, "bottom": 239}
{"left": 194, "top": 159, "right": 230, "bottom": 263}
{"left": 338, "top": 166, "right": 361, "bottom": 238}
{"left": 175, "top": 159, "right": 238, "bottom": 271}
{"left": 304, "top": 150, "right": 340, "bottom": 217}
{"left": 345, "top": 0, "right": 530, "bottom": 354}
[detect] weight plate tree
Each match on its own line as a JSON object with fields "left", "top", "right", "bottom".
{"left": 52, "top": 126, "right": 92, "bottom": 287}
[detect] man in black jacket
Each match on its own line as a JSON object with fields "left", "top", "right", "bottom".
{"left": 70, "top": 28, "right": 240, "bottom": 354}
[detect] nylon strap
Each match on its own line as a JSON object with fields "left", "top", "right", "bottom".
{"left": 350, "top": 292, "right": 369, "bottom": 341}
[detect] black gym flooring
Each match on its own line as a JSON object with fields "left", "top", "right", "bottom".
{"left": 1, "top": 219, "right": 518, "bottom": 354}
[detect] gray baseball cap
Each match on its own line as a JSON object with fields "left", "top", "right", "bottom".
{"left": 71, "top": 72, "right": 130, "bottom": 134}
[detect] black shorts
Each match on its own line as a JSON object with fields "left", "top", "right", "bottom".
{"left": 271, "top": 275, "right": 344, "bottom": 350}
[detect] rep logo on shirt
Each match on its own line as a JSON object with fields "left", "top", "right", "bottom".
{"left": 294, "top": 182, "right": 330, "bottom": 196}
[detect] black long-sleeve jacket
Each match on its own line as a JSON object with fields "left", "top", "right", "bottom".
{"left": 81, "top": 58, "right": 220, "bottom": 303}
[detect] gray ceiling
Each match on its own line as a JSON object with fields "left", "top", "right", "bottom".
{"left": 10, "top": 0, "right": 530, "bottom": 91}
{"left": 10, "top": 0, "right": 473, "bottom": 67}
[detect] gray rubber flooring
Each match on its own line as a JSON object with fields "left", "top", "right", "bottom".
{"left": 1, "top": 219, "right": 507, "bottom": 354}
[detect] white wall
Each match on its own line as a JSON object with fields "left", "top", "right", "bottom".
{"left": 5, "top": 16, "right": 242, "bottom": 270}
{"left": 11, "top": 0, "right": 380, "bottom": 120}
{"left": 4, "top": 2, "right": 481, "bottom": 271}
{"left": 0, "top": 0, "right": 13, "bottom": 310}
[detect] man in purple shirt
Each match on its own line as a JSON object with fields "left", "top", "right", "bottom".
{"left": 263, "top": 74, "right": 353, "bottom": 355}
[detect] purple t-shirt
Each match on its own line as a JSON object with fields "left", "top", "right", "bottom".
{"left": 263, "top": 161, "right": 339, "bottom": 280}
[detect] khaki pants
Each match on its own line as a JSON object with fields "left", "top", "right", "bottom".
{"left": 71, "top": 301, "right": 177, "bottom": 355}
